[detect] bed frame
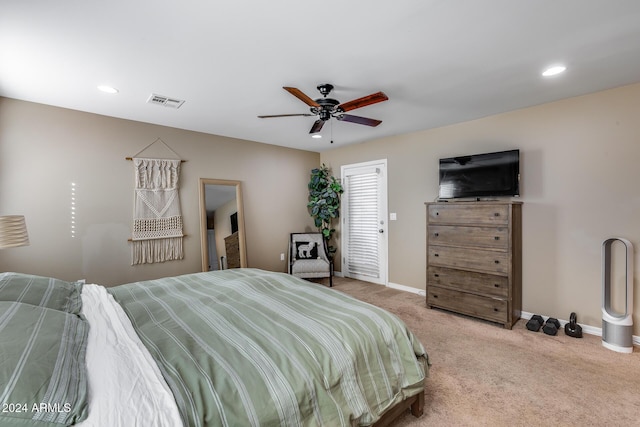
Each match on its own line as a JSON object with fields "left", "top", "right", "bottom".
{"left": 373, "top": 388, "right": 425, "bottom": 427}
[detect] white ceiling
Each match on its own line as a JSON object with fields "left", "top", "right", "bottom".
{"left": 2, "top": 1, "right": 640, "bottom": 153}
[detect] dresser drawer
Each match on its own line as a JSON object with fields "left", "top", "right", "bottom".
{"left": 427, "top": 286, "right": 508, "bottom": 323}
{"left": 428, "top": 245, "right": 509, "bottom": 274}
{"left": 427, "top": 266, "right": 508, "bottom": 297}
{"left": 428, "top": 225, "right": 509, "bottom": 249}
{"left": 427, "top": 203, "right": 509, "bottom": 225}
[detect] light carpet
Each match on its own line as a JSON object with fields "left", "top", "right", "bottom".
{"left": 316, "top": 277, "right": 640, "bottom": 427}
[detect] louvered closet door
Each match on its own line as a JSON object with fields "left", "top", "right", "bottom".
{"left": 341, "top": 160, "right": 388, "bottom": 285}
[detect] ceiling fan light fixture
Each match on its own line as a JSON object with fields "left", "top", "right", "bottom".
{"left": 311, "top": 134, "right": 322, "bottom": 139}
{"left": 542, "top": 65, "right": 566, "bottom": 77}
{"left": 319, "top": 110, "right": 332, "bottom": 121}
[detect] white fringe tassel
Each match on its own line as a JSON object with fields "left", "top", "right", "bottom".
{"left": 132, "top": 237, "right": 183, "bottom": 265}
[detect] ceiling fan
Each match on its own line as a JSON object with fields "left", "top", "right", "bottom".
{"left": 258, "top": 84, "right": 388, "bottom": 134}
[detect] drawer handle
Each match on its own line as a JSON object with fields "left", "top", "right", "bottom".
{"left": 494, "top": 236, "right": 500, "bottom": 240}
{"left": 433, "top": 295, "right": 438, "bottom": 299}
{"left": 494, "top": 212, "right": 500, "bottom": 217}
{"left": 434, "top": 232, "right": 439, "bottom": 237}
{"left": 434, "top": 274, "right": 440, "bottom": 278}
{"left": 434, "top": 253, "right": 439, "bottom": 257}
{"left": 494, "top": 308, "right": 499, "bottom": 312}
{"left": 494, "top": 260, "right": 500, "bottom": 264}
{"left": 494, "top": 283, "right": 500, "bottom": 288}
{"left": 435, "top": 212, "right": 440, "bottom": 216}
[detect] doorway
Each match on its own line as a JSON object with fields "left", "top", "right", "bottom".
{"left": 341, "top": 160, "right": 388, "bottom": 285}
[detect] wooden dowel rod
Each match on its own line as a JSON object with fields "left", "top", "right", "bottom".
{"left": 125, "top": 157, "right": 186, "bottom": 162}
{"left": 128, "top": 235, "right": 188, "bottom": 242}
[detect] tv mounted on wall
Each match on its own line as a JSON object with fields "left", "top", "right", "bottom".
{"left": 230, "top": 212, "right": 238, "bottom": 234}
{"left": 438, "top": 149, "right": 520, "bottom": 199}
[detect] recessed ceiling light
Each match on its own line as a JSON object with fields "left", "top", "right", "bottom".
{"left": 97, "top": 85, "right": 119, "bottom": 94}
{"left": 311, "top": 134, "right": 322, "bottom": 139}
{"left": 542, "top": 65, "right": 566, "bottom": 77}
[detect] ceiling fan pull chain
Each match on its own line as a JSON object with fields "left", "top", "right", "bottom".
{"left": 330, "top": 119, "right": 334, "bottom": 144}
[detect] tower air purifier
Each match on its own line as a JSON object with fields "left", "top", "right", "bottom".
{"left": 602, "top": 238, "right": 634, "bottom": 353}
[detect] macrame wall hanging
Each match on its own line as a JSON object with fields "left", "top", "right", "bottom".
{"left": 127, "top": 138, "right": 185, "bottom": 265}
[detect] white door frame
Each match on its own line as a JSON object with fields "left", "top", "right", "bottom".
{"left": 341, "top": 159, "right": 388, "bottom": 286}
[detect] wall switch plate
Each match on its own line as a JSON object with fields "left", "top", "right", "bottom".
{"left": 390, "top": 213, "right": 397, "bottom": 221}
{"left": 280, "top": 253, "right": 285, "bottom": 261}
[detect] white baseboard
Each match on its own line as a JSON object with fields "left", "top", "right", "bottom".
{"left": 388, "top": 281, "right": 425, "bottom": 296}
{"left": 336, "top": 274, "right": 425, "bottom": 296}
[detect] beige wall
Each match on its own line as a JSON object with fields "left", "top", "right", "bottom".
{"left": 2, "top": 83, "right": 639, "bottom": 334}
{"left": 322, "top": 82, "right": 640, "bottom": 334}
{"left": 0, "top": 97, "right": 319, "bottom": 285}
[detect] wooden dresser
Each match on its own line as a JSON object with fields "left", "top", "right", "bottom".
{"left": 425, "top": 201, "right": 522, "bottom": 329}
{"left": 224, "top": 232, "right": 241, "bottom": 269}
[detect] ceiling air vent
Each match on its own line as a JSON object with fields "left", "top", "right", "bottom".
{"left": 147, "top": 94, "right": 185, "bottom": 109}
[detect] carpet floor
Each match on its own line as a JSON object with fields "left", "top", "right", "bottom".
{"left": 314, "top": 276, "right": 640, "bottom": 427}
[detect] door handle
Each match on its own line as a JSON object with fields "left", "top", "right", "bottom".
{"left": 379, "top": 229, "right": 384, "bottom": 233}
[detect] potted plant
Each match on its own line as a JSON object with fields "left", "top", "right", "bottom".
{"left": 307, "top": 164, "right": 343, "bottom": 258}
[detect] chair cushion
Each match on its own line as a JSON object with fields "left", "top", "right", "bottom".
{"left": 291, "top": 258, "right": 330, "bottom": 275}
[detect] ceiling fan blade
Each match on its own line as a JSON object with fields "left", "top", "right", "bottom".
{"left": 337, "top": 114, "right": 382, "bottom": 127}
{"left": 258, "top": 113, "right": 315, "bottom": 118}
{"left": 309, "top": 120, "right": 325, "bottom": 134}
{"left": 283, "top": 87, "right": 321, "bottom": 107}
{"left": 338, "top": 91, "right": 388, "bottom": 112}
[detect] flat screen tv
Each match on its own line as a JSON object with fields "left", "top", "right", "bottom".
{"left": 230, "top": 212, "right": 238, "bottom": 234}
{"left": 438, "top": 149, "right": 520, "bottom": 199}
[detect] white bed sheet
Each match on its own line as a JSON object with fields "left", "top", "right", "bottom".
{"left": 78, "top": 284, "right": 183, "bottom": 427}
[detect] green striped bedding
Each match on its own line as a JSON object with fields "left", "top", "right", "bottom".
{"left": 0, "top": 302, "right": 89, "bottom": 427}
{"left": 109, "top": 268, "right": 428, "bottom": 427}
{"left": 0, "top": 272, "right": 83, "bottom": 315}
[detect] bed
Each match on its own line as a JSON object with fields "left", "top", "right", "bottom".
{"left": 0, "top": 269, "right": 429, "bottom": 427}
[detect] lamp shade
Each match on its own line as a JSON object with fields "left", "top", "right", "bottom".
{"left": 0, "top": 215, "right": 30, "bottom": 249}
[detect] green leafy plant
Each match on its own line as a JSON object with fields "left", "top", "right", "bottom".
{"left": 307, "top": 164, "right": 344, "bottom": 257}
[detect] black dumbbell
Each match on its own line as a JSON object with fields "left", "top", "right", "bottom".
{"left": 526, "top": 314, "right": 544, "bottom": 331}
{"left": 564, "top": 312, "right": 583, "bottom": 338}
{"left": 543, "top": 318, "right": 561, "bottom": 335}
